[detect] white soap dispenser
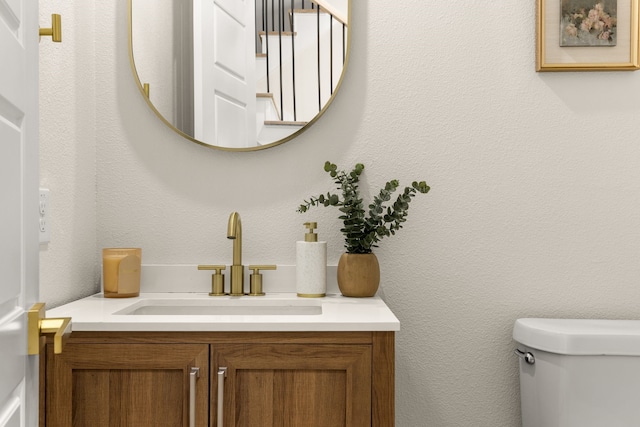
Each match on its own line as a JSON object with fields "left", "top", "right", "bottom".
{"left": 296, "top": 222, "right": 327, "bottom": 297}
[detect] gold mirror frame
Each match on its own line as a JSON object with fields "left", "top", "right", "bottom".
{"left": 128, "top": 0, "right": 352, "bottom": 151}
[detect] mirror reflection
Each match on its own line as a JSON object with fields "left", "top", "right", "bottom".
{"left": 129, "top": 0, "right": 350, "bottom": 150}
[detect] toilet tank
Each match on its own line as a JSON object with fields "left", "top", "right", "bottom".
{"left": 513, "top": 318, "right": 640, "bottom": 427}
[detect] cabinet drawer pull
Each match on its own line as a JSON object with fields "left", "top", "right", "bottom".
{"left": 189, "top": 367, "right": 200, "bottom": 427}
{"left": 217, "top": 367, "right": 228, "bottom": 426}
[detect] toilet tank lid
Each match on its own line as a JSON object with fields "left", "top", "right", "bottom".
{"left": 513, "top": 318, "right": 640, "bottom": 356}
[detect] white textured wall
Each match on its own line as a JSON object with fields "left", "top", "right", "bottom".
{"left": 39, "top": 0, "right": 97, "bottom": 307}
{"left": 40, "top": 1, "right": 640, "bottom": 426}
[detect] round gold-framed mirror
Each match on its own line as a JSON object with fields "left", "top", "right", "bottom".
{"left": 128, "top": 0, "right": 351, "bottom": 151}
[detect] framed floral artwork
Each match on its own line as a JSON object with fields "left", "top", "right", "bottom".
{"left": 537, "top": 0, "right": 640, "bottom": 70}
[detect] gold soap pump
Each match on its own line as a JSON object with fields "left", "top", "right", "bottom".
{"left": 296, "top": 222, "right": 327, "bottom": 297}
{"left": 305, "top": 222, "right": 318, "bottom": 242}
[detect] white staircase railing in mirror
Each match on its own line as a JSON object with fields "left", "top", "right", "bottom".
{"left": 255, "top": 0, "right": 348, "bottom": 123}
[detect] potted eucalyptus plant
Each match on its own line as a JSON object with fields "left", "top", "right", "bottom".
{"left": 298, "top": 161, "right": 430, "bottom": 297}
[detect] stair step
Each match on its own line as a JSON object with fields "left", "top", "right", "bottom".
{"left": 256, "top": 92, "right": 281, "bottom": 121}
{"left": 290, "top": 6, "right": 347, "bottom": 25}
{"left": 265, "top": 120, "right": 309, "bottom": 126}
{"left": 288, "top": 8, "right": 333, "bottom": 28}
{"left": 257, "top": 120, "right": 307, "bottom": 145}
{"left": 258, "top": 31, "right": 297, "bottom": 37}
{"left": 258, "top": 31, "right": 297, "bottom": 56}
{"left": 291, "top": 8, "right": 330, "bottom": 14}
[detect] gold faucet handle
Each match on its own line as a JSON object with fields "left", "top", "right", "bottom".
{"left": 197, "top": 264, "right": 226, "bottom": 273}
{"left": 197, "top": 265, "right": 227, "bottom": 296}
{"left": 247, "top": 265, "right": 277, "bottom": 296}
{"left": 248, "top": 265, "right": 277, "bottom": 274}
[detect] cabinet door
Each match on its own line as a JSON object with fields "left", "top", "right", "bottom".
{"left": 212, "top": 344, "right": 371, "bottom": 427}
{"left": 45, "top": 343, "right": 209, "bottom": 427}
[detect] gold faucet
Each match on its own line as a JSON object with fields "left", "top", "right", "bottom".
{"left": 227, "top": 212, "right": 244, "bottom": 295}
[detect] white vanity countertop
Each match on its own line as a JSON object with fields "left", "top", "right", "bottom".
{"left": 46, "top": 293, "right": 400, "bottom": 332}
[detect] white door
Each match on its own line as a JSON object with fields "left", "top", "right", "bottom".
{"left": 194, "top": 0, "right": 256, "bottom": 148}
{"left": 0, "top": 0, "right": 40, "bottom": 425}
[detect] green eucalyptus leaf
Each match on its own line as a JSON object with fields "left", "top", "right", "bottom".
{"left": 297, "top": 161, "right": 429, "bottom": 252}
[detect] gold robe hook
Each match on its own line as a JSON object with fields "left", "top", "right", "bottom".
{"left": 40, "top": 14, "right": 62, "bottom": 43}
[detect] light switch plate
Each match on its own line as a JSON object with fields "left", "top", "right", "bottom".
{"left": 39, "top": 188, "right": 50, "bottom": 244}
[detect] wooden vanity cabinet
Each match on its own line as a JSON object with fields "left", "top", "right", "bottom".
{"left": 213, "top": 343, "right": 372, "bottom": 426}
{"left": 42, "top": 331, "right": 394, "bottom": 427}
{"left": 43, "top": 342, "right": 209, "bottom": 427}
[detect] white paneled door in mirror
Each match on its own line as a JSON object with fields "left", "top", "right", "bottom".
{"left": 194, "top": 0, "right": 257, "bottom": 148}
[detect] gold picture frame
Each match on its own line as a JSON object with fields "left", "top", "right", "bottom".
{"left": 537, "top": 0, "right": 640, "bottom": 71}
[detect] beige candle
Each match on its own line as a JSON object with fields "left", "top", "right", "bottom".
{"left": 102, "top": 248, "right": 141, "bottom": 298}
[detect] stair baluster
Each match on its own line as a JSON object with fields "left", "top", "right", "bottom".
{"left": 291, "top": 0, "right": 297, "bottom": 121}
{"left": 317, "top": 6, "right": 321, "bottom": 112}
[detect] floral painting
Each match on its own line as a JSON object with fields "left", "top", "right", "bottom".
{"left": 560, "top": 0, "right": 617, "bottom": 46}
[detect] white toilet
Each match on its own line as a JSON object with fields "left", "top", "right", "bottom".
{"left": 513, "top": 318, "right": 640, "bottom": 426}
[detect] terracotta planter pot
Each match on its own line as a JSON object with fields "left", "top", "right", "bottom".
{"left": 337, "top": 253, "right": 380, "bottom": 297}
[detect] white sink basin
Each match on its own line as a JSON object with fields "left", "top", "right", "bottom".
{"left": 114, "top": 299, "right": 323, "bottom": 316}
